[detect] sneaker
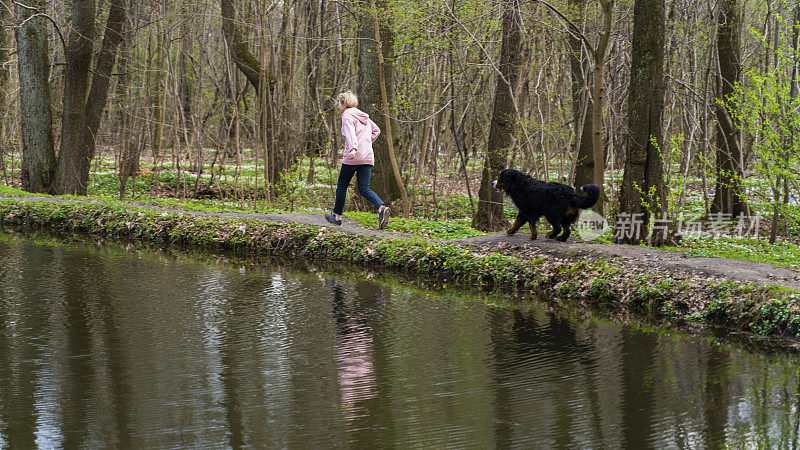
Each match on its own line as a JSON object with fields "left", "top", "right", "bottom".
{"left": 378, "top": 206, "right": 390, "bottom": 229}
{"left": 325, "top": 213, "right": 342, "bottom": 226}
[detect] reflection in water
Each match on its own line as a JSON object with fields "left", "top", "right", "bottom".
{"left": 0, "top": 235, "right": 798, "bottom": 448}
{"left": 332, "top": 282, "right": 380, "bottom": 422}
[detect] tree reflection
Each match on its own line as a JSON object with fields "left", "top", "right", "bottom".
{"left": 0, "top": 237, "right": 799, "bottom": 448}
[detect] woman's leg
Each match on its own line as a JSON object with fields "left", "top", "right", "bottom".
{"left": 355, "top": 165, "right": 384, "bottom": 210}
{"left": 333, "top": 164, "right": 358, "bottom": 215}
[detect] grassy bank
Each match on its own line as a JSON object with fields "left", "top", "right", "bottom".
{"left": 1, "top": 194, "right": 798, "bottom": 346}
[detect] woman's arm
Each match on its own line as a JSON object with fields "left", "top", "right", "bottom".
{"left": 341, "top": 115, "right": 359, "bottom": 152}
{"left": 370, "top": 119, "right": 381, "bottom": 142}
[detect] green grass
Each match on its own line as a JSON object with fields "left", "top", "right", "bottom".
{"left": 5, "top": 152, "right": 800, "bottom": 259}
{"left": 346, "top": 211, "right": 486, "bottom": 240}
{"left": 118, "top": 196, "right": 286, "bottom": 214}
{"left": 2, "top": 181, "right": 484, "bottom": 240}
{"left": 662, "top": 236, "right": 800, "bottom": 270}
{"left": 0, "top": 185, "right": 34, "bottom": 196}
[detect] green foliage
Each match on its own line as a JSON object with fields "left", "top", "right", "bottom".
{"left": 412, "top": 193, "right": 479, "bottom": 221}
{"left": 662, "top": 236, "right": 800, "bottom": 270}
{"left": 627, "top": 277, "right": 671, "bottom": 315}
{"left": 555, "top": 280, "right": 582, "bottom": 299}
{"left": 691, "top": 282, "right": 800, "bottom": 338}
{"left": 729, "top": 15, "right": 800, "bottom": 235}
{"left": 0, "top": 185, "right": 38, "bottom": 196}
{"left": 747, "top": 295, "right": 800, "bottom": 337}
{"left": 587, "top": 277, "right": 615, "bottom": 304}
{"left": 347, "top": 211, "right": 484, "bottom": 239}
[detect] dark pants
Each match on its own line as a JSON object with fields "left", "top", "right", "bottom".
{"left": 333, "top": 164, "right": 384, "bottom": 215}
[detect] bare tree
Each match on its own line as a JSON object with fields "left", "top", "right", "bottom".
{"left": 711, "top": 0, "right": 749, "bottom": 216}
{"left": 368, "top": 0, "right": 409, "bottom": 217}
{"left": 473, "top": 0, "right": 522, "bottom": 231}
{"left": 618, "top": 0, "right": 666, "bottom": 245}
{"left": 220, "top": 0, "right": 265, "bottom": 93}
{"left": 589, "top": 0, "right": 614, "bottom": 212}
{"left": 568, "top": 0, "right": 595, "bottom": 190}
{"left": 357, "top": 0, "right": 405, "bottom": 206}
{"left": 55, "top": 0, "right": 95, "bottom": 194}
{"left": 538, "top": 0, "right": 614, "bottom": 212}
{"left": 15, "top": 0, "right": 56, "bottom": 193}
{"left": 117, "top": 2, "right": 139, "bottom": 199}
{"left": 0, "top": 0, "right": 11, "bottom": 147}
{"left": 54, "top": 0, "right": 127, "bottom": 195}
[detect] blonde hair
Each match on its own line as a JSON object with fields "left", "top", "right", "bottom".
{"left": 337, "top": 90, "right": 358, "bottom": 109}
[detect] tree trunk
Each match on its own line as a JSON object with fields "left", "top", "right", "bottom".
{"left": 221, "top": 0, "right": 277, "bottom": 198}
{"left": 55, "top": 0, "right": 126, "bottom": 195}
{"left": 222, "top": 71, "right": 237, "bottom": 158}
{"left": 573, "top": 101, "right": 595, "bottom": 188}
{"left": 711, "top": 0, "right": 749, "bottom": 216}
{"left": 0, "top": 0, "right": 11, "bottom": 146}
{"left": 590, "top": 0, "right": 614, "bottom": 213}
{"left": 221, "top": 0, "right": 266, "bottom": 94}
{"left": 151, "top": 22, "right": 166, "bottom": 162}
{"left": 55, "top": 0, "right": 96, "bottom": 195}
{"left": 357, "top": 0, "right": 403, "bottom": 204}
{"left": 370, "top": 0, "right": 409, "bottom": 217}
{"left": 179, "top": 29, "right": 194, "bottom": 144}
{"left": 618, "top": 0, "right": 666, "bottom": 245}
{"left": 83, "top": 0, "right": 127, "bottom": 168}
{"left": 472, "top": 0, "right": 522, "bottom": 231}
{"left": 568, "top": 0, "right": 595, "bottom": 189}
{"left": 117, "top": 7, "right": 138, "bottom": 199}
{"left": 15, "top": 0, "right": 56, "bottom": 193}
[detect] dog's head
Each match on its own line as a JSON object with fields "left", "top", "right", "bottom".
{"left": 492, "top": 169, "right": 520, "bottom": 193}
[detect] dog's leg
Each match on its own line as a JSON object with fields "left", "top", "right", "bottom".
{"left": 558, "top": 214, "right": 578, "bottom": 242}
{"left": 546, "top": 214, "right": 561, "bottom": 239}
{"left": 547, "top": 227, "right": 561, "bottom": 239}
{"left": 507, "top": 212, "right": 526, "bottom": 235}
{"left": 529, "top": 221, "right": 538, "bottom": 240}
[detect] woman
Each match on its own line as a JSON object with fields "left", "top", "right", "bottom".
{"left": 325, "top": 91, "right": 390, "bottom": 229}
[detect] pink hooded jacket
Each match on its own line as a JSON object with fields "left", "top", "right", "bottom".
{"left": 341, "top": 107, "right": 381, "bottom": 166}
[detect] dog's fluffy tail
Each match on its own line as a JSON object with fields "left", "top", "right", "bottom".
{"left": 573, "top": 184, "right": 600, "bottom": 209}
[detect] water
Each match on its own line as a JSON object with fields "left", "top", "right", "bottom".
{"left": 0, "top": 235, "right": 798, "bottom": 448}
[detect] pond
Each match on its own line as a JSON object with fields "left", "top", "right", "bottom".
{"left": 0, "top": 234, "right": 798, "bottom": 448}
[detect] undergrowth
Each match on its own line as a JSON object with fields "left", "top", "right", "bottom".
{"left": 662, "top": 236, "right": 800, "bottom": 270}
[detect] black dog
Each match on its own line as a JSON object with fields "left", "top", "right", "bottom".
{"left": 492, "top": 169, "right": 599, "bottom": 242}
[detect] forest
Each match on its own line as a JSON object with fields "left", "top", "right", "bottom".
{"left": 1, "top": 0, "right": 799, "bottom": 248}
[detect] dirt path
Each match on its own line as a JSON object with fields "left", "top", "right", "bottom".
{"left": 460, "top": 233, "right": 800, "bottom": 290}
{"left": 5, "top": 195, "right": 800, "bottom": 290}
{"left": 245, "top": 210, "right": 800, "bottom": 290}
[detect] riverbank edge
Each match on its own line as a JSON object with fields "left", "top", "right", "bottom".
{"left": 1, "top": 196, "right": 798, "bottom": 345}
